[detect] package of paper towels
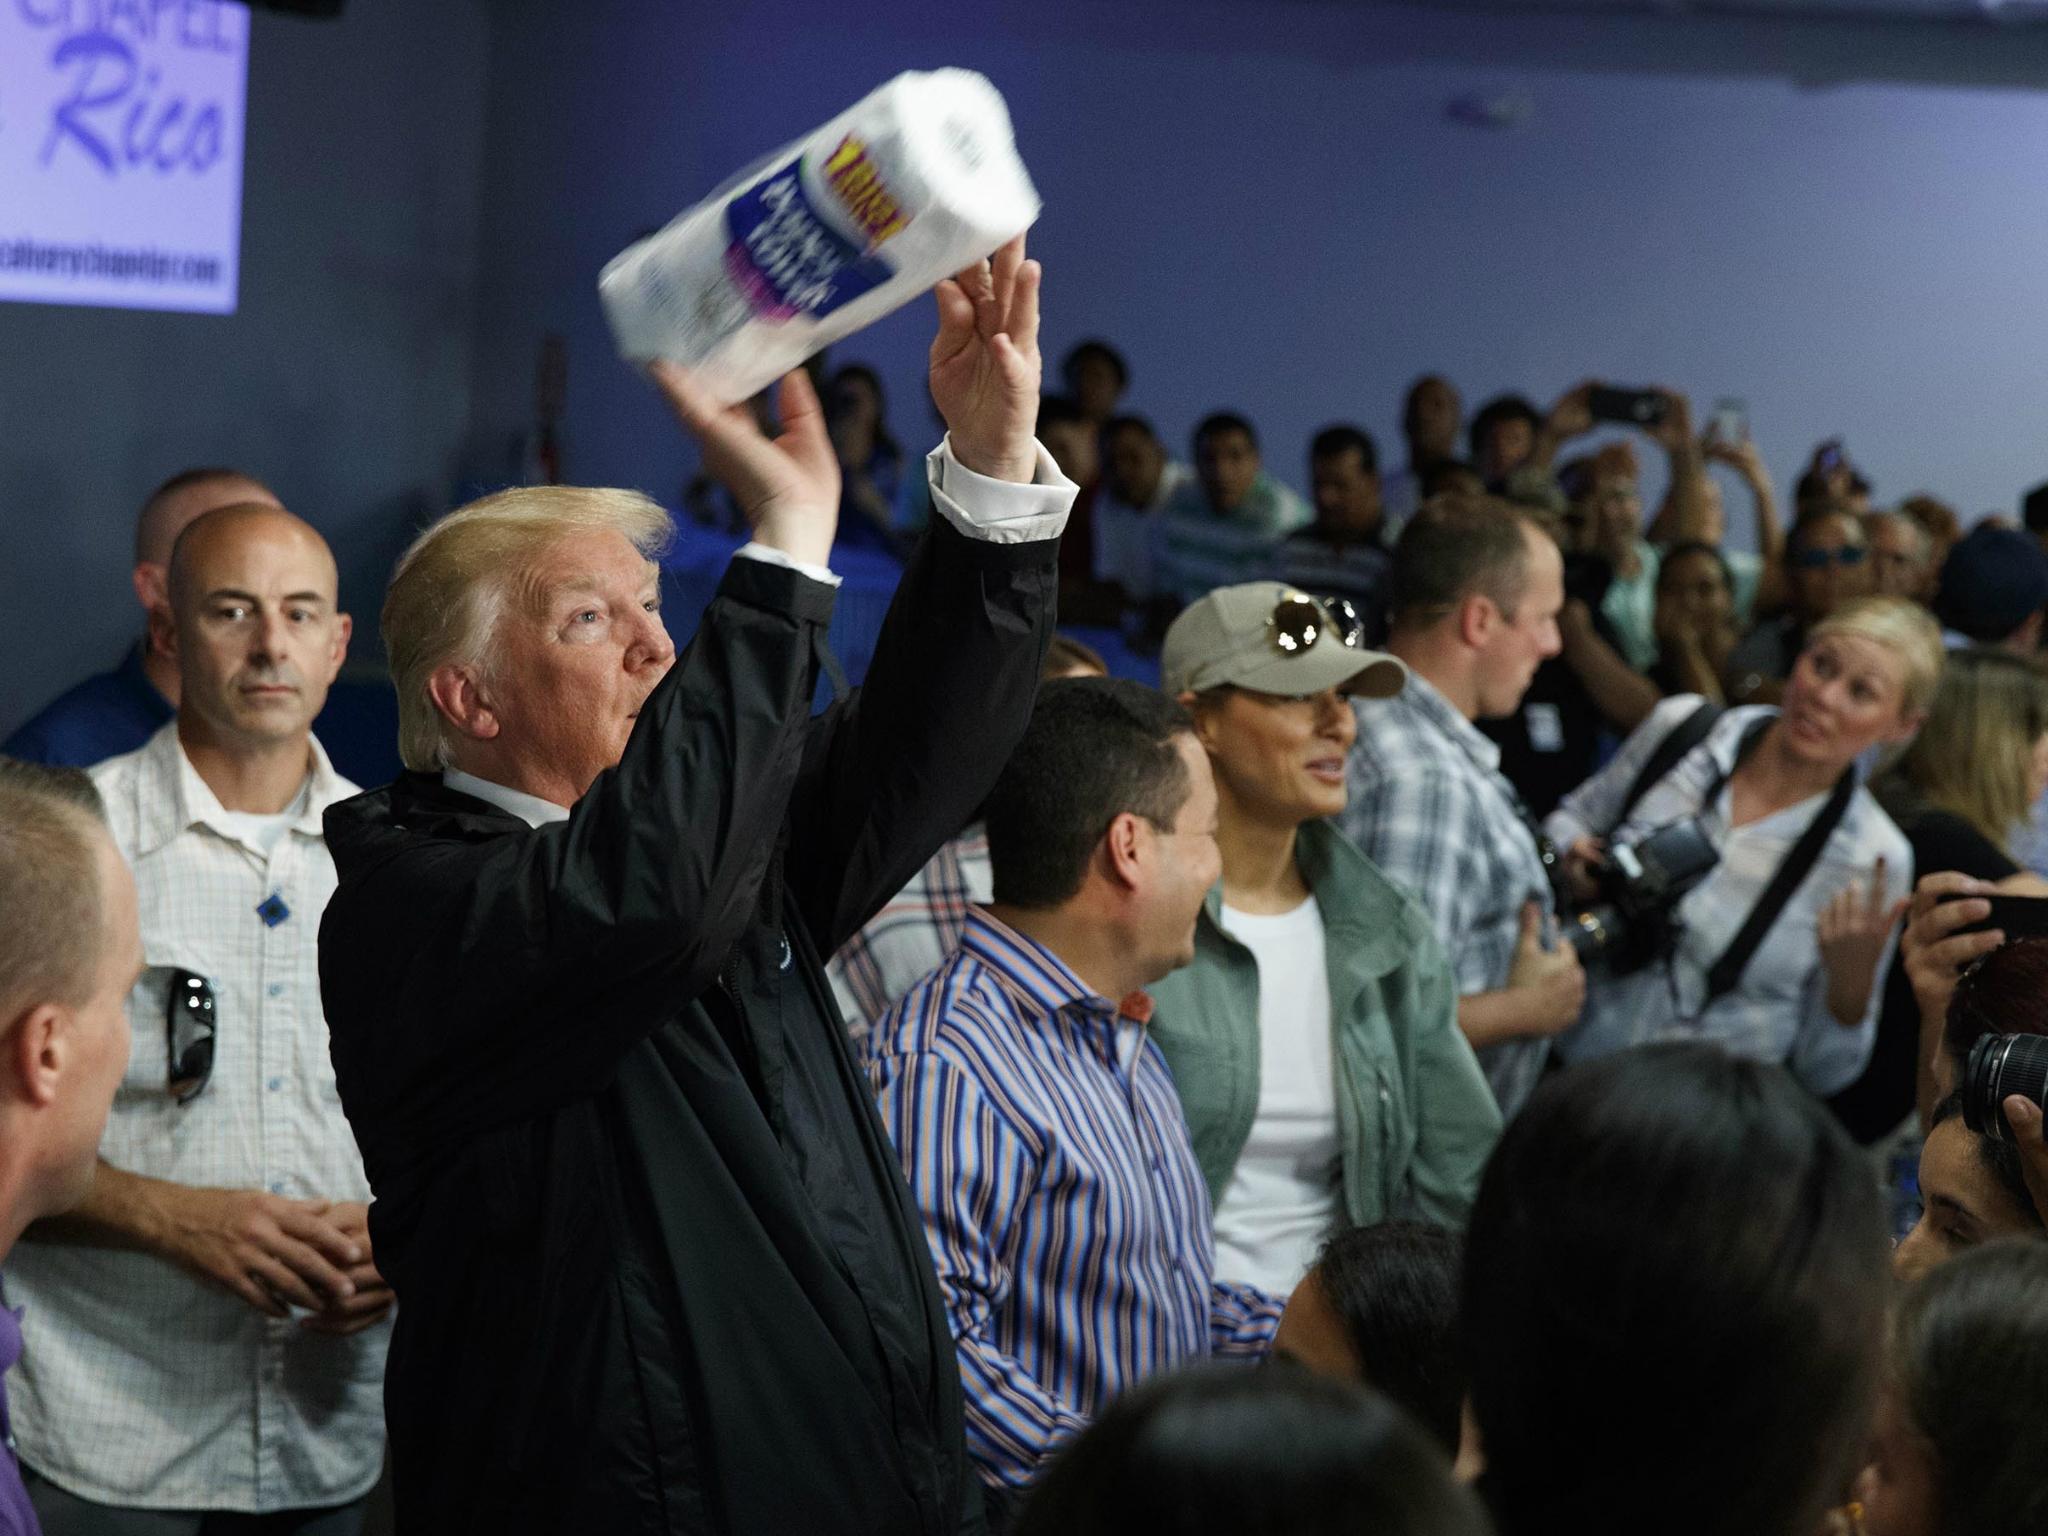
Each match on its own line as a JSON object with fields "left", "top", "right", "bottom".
{"left": 599, "top": 69, "right": 1040, "bottom": 404}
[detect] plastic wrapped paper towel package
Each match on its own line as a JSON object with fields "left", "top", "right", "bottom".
{"left": 600, "top": 69, "right": 1041, "bottom": 404}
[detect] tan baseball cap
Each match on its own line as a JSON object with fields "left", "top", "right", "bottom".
{"left": 1161, "top": 583, "right": 1408, "bottom": 700}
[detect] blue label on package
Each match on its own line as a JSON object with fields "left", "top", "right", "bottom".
{"left": 723, "top": 159, "right": 893, "bottom": 323}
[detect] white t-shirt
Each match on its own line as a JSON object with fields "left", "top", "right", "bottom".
{"left": 1209, "top": 895, "right": 1341, "bottom": 1295}
{"left": 213, "top": 790, "right": 306, "bottom": 858}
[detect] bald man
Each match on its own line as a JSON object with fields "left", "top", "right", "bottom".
{"left": 5, "top": 506, "right": 390, "bottom": 1535}
{"left": 4, "top": 469, "right": 283, "bottom": 768}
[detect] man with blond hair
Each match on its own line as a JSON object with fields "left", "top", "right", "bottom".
{"left": 0, "top": 760, "right": 143, "bottom": 1534}
{"left": 318, "top": 238, "right": 1072, "bottom": 1535}
{"left": 9, "top": 504, "right": 389, "bottom": 1534}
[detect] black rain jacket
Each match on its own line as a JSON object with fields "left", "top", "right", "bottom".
{"left": 318, "top": 518, "right": 1057, "bottom": 1534}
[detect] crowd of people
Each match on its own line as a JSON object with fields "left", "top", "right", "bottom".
{"left": 3, "top": 234, "right": 2048, "bottom": 1536}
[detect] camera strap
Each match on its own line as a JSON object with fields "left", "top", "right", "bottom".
{"left": 1697, "top": 719, "right": 1856, "bottom": 1005}
{"left": 1617, "top": 700, "right": 1724, "bottom": 825}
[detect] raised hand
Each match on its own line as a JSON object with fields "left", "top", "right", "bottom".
{"left": 1645, "top": 387, "right": 1696, "bottom": 453}
{"left": 652, "top": 363, "right": 840, "bottom": 568}
{"left": 1900, "top": 872, "right": 2004, "bottom": 1037}
{"left": 1543, "top": 382, "right": 1597, "bottom": 446}
{"left": 929, "top": 234, "right": 1041, "bottom": 484}
{"left": 1818, "top": 857, "right": 1907, "bottom": 1025}
{"left": 1704, "top": 432, "right": 1769, "bottom": 487}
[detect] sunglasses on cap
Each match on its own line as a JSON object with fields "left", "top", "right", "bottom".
{"left": 1789, "top": 544, "right": 1867, "bottom": 571}
{"left": 167, "top": 970, "right": 216, "bottom": 1106}
{"left": 1268, "top": 593, "right": 1366, "bottom": 656}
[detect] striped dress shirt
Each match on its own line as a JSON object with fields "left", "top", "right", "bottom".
{"left": 868, "top": 909, "right": 1280, "bottom": 1496}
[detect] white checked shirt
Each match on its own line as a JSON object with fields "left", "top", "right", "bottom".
{"left": 1341, "top": 674, "right": 1561, "bottom": 1117}
{"left": 1544, "top": 696, "right": 1910, "bottom": 1096}
{"left": 6, "top": 723, "right": 386, "bottom": 1512}
{"left": 827, "top": 826, "right": 993, "bottom": 1045}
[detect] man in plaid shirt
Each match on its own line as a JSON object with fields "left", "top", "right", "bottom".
{"left": 1341, "top": 495, "right": 1586, "bottom": 1117}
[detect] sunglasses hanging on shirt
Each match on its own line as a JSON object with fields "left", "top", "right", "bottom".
{"left": 166, "top": 970, "right": 216, "bottom": 1106}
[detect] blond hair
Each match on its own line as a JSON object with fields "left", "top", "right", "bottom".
{"left": 1883, "top": 649, "right": 2048, "bottom": 854}
{"left": 1807, "top": 595, "right": 1945, "bottom": 720}
{"left": 382, "top": 486, "right": 674, "bottom": 772}
{"left": 0, "top": 760, "right": 110, "bottom": 1025}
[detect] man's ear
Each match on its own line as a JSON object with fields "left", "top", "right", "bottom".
{"left": 147, "top": 602, "right": 179, "bottom": 666}
{"left": 132, "top": 562, "right": 167, "bottom": 618}
{"left": 1102, "top": 811, "right": 1146, "bottom": 893}
{"left": 1457, "top": 593, "right": 1495, "bottom": 651}
{"left": 427, "top": 663, "right": 501, "bottom": 744}
{"left": 322, "top": 612, "right": 354, "bottom": 685}
{"left": 9, "top": 1003, "right": 66, "bottom": 1111}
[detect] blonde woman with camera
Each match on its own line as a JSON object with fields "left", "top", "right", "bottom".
{"left": 1543, "top": 596, "right": 1941, "bottom": 1095}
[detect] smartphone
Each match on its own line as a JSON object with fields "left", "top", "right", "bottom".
{"left": 1709, "top": 397, "right": 1748, "bottom": 444}
{"left": 1588, "top": 386, "right": 1668, "bottom": 428}
{"left": 1950, "top": 892, "right": 2048, "bottom": 942}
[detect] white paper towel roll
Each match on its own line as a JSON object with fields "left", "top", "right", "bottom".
{"left": 599, "top": 69, "right": 1041, "bottom": 404}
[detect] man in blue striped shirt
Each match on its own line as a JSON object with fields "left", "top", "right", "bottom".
{"left": 869, "top": 679, "right": 1281, "bottom": 1513}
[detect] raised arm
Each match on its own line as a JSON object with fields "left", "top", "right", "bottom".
{"left": 1560, "top": 599, "right": 1660, "bottom": 732}
{"left": 321, "top": 363, "right": 853, "bottom": 1143}
{"left": 1707, "top": 434, "right": 1786, "bottom": 614}
{"left": 784, "top": 237, "right": 1075, "bottom": 951}
{"left": 1533, "top": 382, "right": 1595, "bottom": 472}
{"left": 1642, "top": 389, "right": 1707, "bottom": 546}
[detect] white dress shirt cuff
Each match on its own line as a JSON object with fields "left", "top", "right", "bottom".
{"left": 926, "top": 435, "right": 1076, "bottom": 544}
{"left": 732, "top": 542, "right": 842, "bottom": 588}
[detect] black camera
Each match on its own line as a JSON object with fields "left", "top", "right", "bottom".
{"left": 1962, "top": 1032, "right": 2048, "bottom": 1145}
{"left": 1563, "top": 818, "right": 1721, "bottom": 972}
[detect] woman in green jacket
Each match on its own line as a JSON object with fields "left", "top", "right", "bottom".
{"left": 1148, "top": 585, "right": 1503, "bottom": 1295}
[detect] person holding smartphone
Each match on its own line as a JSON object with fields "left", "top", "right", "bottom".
{"left": 1545, "top": 596, "right": 1939, "bottom": 1097}
{"left": 1829, "top": 651, "right": 2048, "bottom": 1143}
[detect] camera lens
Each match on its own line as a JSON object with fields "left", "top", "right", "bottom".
{"left": 1962, "top": 1033, "right": 2048, "bottom": 1145}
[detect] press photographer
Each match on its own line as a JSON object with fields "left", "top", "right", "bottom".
{"left": 1543, "top": 596, "right": 1940, "bottom": 1095}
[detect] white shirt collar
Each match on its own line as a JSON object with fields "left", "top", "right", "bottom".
{"left": 132, "top": 722, "right": 355, "bottom": 859}
{"left": 442, "top": 768, "right": 571, "bottom": 828}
